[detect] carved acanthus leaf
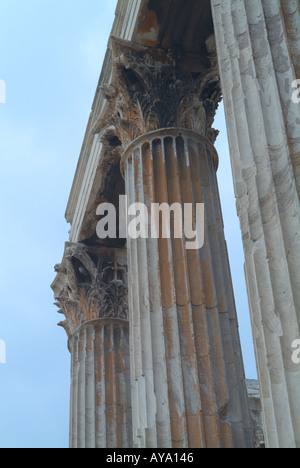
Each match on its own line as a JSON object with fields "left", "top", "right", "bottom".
{"left": 101, "top": 279, "right": 128, "bottom": 320}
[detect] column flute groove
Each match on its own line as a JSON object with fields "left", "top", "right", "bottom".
{"left": 144, "top": 138, "right": 173, "bottom": 448}
{"left": 181, "top": 139, "right": 222, "bottom": 447}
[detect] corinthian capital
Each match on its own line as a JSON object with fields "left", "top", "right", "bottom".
{"left": 51, "top": 244, "right": 128, "bottom": 337}
{"left": 99, "top": 38, "right": 221, "bottom": 151}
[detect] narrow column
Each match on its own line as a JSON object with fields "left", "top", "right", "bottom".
{"left": 122, "top": 128, "right": 253, "bottom": 448}
{"left": 68, "top": 319, "right": 130, "bottom": 448}
{"left": 52, "top": 244, "right": 132, "bottom": 448}
{"left": 211, "top": 0, "right": 300, "bottom": 448}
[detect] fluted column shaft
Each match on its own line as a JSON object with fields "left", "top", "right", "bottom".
{"left": 211, "top": 0, "right": 300, "bottom": 448}
{"left": 52, "top": 244, "right": 132, "bottom": 448}
{"left": 122, "top": 128, "right": 253, "bottom": 449}
{"left": 68, "top": 319, "right": 132, "bottom": 449}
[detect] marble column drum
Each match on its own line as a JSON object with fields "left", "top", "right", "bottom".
{"left": 121, "top": 128, "right": 253, "bottom": 449}
{"left": 212, "top": 0, "right": 300, "bottom": 448}
{"left": 68, "top": 319, "right": 131, "bottom": 449}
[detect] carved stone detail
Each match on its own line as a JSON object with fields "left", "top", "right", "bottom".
{"left": 99, "top": 38, "right": 221, "bottom": 150}
{"left": 52, "top": 244, "right": 128, "bottom": 337}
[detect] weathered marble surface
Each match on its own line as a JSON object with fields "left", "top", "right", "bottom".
{"left": 212, "top": 0, "right": 300, "bottom": 448}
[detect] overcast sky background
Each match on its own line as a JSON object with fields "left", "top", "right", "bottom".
{"left": 0, "top": 0, "right": 257, "bottom": 448}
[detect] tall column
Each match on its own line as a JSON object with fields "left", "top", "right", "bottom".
{"left": 123, "top": 129, "right": 252, "bottom": 448}
{"left": 211, "top": 0, "right": 300, "bottom": 448}
{"left": 100, "top": 38, "right": 253, "bottom": 448}
{"left": 52, "top": 244, "right": 132, "bottom": 448}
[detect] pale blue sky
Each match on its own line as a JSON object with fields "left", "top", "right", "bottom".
{"left": 0, "top": 0, "right": 256, "bottom": 448}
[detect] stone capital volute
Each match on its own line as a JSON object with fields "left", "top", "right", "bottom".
{"left": 51, "top": 243, "right": 128, "bottom": 337}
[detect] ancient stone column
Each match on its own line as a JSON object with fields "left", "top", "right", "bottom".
{"left": 211, "top": 0, "right": 300, "bottom": 448}
{"left": 51, "top": 244, "right": 132, "bottom": 448}
{"left": 100, "top": 38, "right": 253, "bottom": 448}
